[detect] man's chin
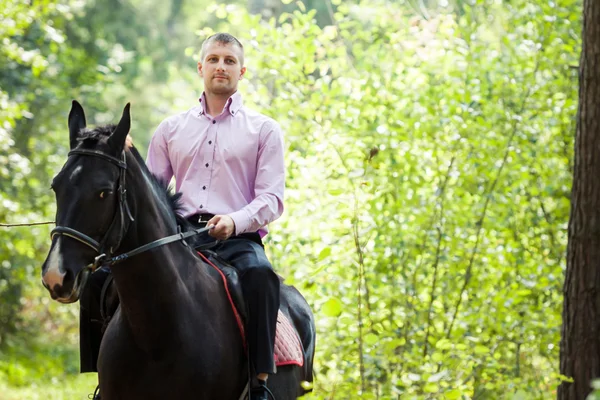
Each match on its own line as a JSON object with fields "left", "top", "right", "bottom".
{"left": 209, "top": 86, "right": 236, "bottom": 96}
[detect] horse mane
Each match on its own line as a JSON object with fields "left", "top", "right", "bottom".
{"left": 127, "top": 147, "right": 192, "bottom": 231}
{"left": 77, "top": 124, "right": 191, "bottom": 230}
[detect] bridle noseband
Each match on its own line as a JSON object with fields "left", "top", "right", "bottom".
{"left": 50, "top": 148, "right": 211, "bottom": 272}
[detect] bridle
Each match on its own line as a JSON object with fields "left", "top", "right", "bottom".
{"left": 50, "top": 148, "right": 210, "bottom": 272}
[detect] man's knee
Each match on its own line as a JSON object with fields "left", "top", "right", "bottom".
{"left": 241, "top": 267, "right": 280, "bottom": 301}
{"left": 241, "top": 266, "right": 278, "bottom": 286}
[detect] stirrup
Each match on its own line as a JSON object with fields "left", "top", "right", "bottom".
{"left": 88, "top": 385, "right": 100, "bottom": 399}
{"left": 250, "top": 383, "right": 276, "bottom": 400}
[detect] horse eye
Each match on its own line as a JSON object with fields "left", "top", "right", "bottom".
{"left": 98, "top": 190, "right": 113, "bottom": 199}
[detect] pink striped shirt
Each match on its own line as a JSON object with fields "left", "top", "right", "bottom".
{"left": 146, "top": 92, "right": 285, "bottom": 237}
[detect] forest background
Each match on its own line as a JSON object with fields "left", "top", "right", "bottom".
{"left": 0, "top": 0, "right": 581, "bottom": 398}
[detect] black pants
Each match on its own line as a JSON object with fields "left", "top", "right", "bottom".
{"left": 188, "top": 217, "right": 280, "bottom": 375}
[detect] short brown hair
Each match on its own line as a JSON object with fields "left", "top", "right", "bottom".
{"left": 200, "top": 33, "right": 244, "bottom": 66}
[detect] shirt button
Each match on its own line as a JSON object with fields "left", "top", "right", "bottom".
{"left": 205, "top": 163, "right": 209, "bottom": 167}
{"left": 202, "top": 186, "right": 206, "bottom": 190}
{"left": 208, "top": 140, "right": 212, "bottom": 145}
{"left": 212, "top": 120, "right": 216, "bottom": 124}
{"left": 199, "top": 205, "right": 203, "bottom": 209}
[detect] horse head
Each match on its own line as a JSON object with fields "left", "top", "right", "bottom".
{"left": 41, "top": 101, "right": 132, "bottom": 303}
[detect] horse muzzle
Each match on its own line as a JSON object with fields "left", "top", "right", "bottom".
{"left": 42, "top": 263, "right": 92, "bottom": 304}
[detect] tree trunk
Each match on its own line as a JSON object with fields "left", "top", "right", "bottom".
{"left": 559, "top": 0, "right": 600, "bottom": 399}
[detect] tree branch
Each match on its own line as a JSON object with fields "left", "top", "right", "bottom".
{"left": 445, "top": 59, "right": 540, "bottom": 340}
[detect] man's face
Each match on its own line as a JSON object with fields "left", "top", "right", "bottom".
{"left": 198, "top": 42, "right": 246, "bottom": 96}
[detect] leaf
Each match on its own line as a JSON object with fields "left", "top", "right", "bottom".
{"left": 428, "top": 370, "right": 448, "bottom": 382}
{"left": 364, "top": 333, "right": 378, "bottom": 345}
{"left": 424, "top": 382, "right": 439, "bottom": 393}
{"left": 318, "top": 247, "right": 331, "bottom": 261}
{"left": 407, "top": 373, "right": 421, "bottom": 381}
{"left": 445, "top": 389, "right": 462, "bottom": 399}
{"left": 321, "top": 298, "right": 343, "bottom": 317}
{"left": 435, "top": 338, "right": 452, "bottom": 350}
{"left": 327, "top": 188, "right": 345, "bottom": 195}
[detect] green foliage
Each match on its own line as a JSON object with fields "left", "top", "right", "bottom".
{"left": 0, "top": 0, "right": 581, "bottom": 398}
{"left": 231, "top": 0, "right": 578, "bottom": 397}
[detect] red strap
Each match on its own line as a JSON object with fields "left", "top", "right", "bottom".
{"left": 197, "top": 251, "right": 246, "bottom": 348}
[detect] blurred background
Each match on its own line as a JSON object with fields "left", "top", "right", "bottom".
{"left": 0, "top": 0, "right": 579, "bottom": 398}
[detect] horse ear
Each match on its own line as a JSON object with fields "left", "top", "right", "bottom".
{"left": 68, "top": 100, "right": 86, "bottom": 149}
{"left": 108, "top": 103, "right": 131, "bottom": 152}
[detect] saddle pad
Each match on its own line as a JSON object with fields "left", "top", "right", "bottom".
{"left": 199, "top": 252, "right": 303, "bottom": 367}
{"left": 274, "top": 310, "right": 304, "bottom": 367}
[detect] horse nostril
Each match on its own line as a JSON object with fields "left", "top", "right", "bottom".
{"left": 63, "top": 268, "right": 73, "bottom": 283}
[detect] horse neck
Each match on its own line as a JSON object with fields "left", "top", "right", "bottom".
{"left": 108, "top": 160, "right": 204, "bottom": 349}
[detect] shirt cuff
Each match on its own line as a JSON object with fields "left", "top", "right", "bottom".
{"left": 228, "top": 209, "right": 251, "bottom": 236}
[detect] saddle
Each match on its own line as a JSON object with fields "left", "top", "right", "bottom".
{"left": 196, "top": 249, "right": 304, "bottom": 367}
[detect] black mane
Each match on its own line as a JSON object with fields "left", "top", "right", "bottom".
{"left": 126, "top": 144, "right": 194, "bottom": 235}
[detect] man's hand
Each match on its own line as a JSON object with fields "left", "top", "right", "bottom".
{"left": 207, "top": 215, "right": 236, "bottom": 240}
{"left": 125, "top": 134, "right": 134, "bottom": 150}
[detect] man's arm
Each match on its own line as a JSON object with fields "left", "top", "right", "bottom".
{"left": 146, "top": 121, "right": 174, "bottom": 185}
{"left": 210, "top": 121, "right": 285, "bottom": 238}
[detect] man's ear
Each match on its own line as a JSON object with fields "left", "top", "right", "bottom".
{"left": 197, "top": 61, "right": 203, "bottom": 77}
{"left": 239, "top": 66, "right": 246, "bottom": 80}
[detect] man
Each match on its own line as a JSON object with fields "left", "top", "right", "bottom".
{"left": 146, "top": 32, "right": 284, "bottom": 400}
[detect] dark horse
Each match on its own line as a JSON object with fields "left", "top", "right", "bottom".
{"left": 41, "top": 101, "right": 315, "bottom": 399}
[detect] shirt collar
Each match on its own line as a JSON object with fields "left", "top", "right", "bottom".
{"left": 198, "top": 91, "right": 243, "bottom": 117}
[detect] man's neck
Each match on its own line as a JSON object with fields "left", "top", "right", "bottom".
{"left": 204, "top": 91, "right": 233, "bottom": 117}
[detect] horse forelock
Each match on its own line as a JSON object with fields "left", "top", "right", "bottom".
{"left": 77, "top": 124, "right": 117, "bottom": 146}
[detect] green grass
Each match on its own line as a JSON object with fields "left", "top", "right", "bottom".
{"left": 0, "top": 324, "right": 97, "bottom": 400}
{"left": 0, "top": 373, "right": 98, "bottom": 400}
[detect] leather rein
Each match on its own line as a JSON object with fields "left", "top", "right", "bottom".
{"left": 50, "top": 148, "right": 210, "bottom": 272}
